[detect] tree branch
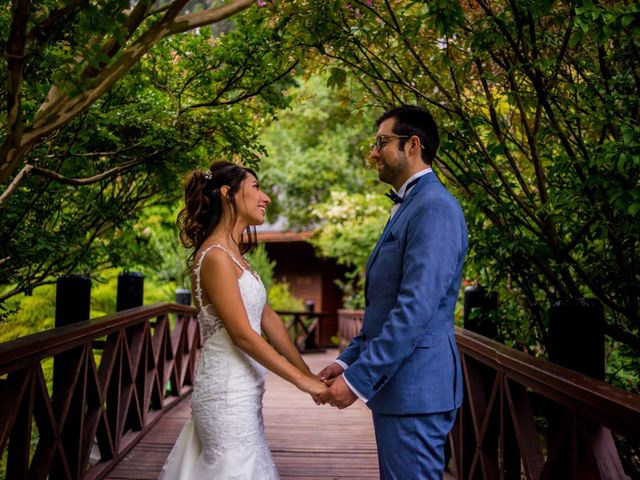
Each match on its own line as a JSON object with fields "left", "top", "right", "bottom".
{"left": 0, "top": 157, "right": 150, "bottom": 205}
{"left": 0, "top": 163, "right": 32, "bottom": 205}
{"left": 0, "top": 0, "right": 255, "bottom": 184}
{"left": 0, "top": 0, "right": 30, "bottom": 178}
{"left": 166, "top": 0, "right": 255, "bottom": 36}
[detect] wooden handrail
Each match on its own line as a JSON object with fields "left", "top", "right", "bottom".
{"left": 0, "top": 303, "right": 196, "bottom": 371}
{"left": 455, "top": 327, "right": 640, "bottom": 440}
{"left": 275, "top": 310, "right": 332, "bottom": 316}
{"left": 276, "top": 310, "right": 331, "bottom": 352}
{"left": 0, "top": 303, "right": 200, "bottom": 480}
{"left": 452, "top": 326, "right": 640, "bottom": 479}
{"left": 3, "top": 307, "right": 639, "bottom": 479}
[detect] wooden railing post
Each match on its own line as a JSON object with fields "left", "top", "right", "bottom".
{"left": 55, "top": 274, "right": 91, "bottom": 328}
{"left": 463, "top": 285, "right": 498, "bottom": 339}
{"left": 548, "top": 298, "right": 607, "bottom": 478}
{"left": 549, "top": 298, "right": 604, "bottom": 380}
{"left": 303, "top": 301, "right": 321, "bottom": 352}
{"left": 52, "top": 274, "right": 91, "bottom": 479}
{"left": 459, "top": 286, "right": 502, "bottom": 476}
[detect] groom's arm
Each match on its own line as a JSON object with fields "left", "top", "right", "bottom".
{"left": 337, "top": 330, "right": 364, "bottom": 366}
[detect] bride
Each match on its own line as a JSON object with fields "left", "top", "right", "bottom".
{"left": 160, "top": 161, "right": 327, "bottom": 479}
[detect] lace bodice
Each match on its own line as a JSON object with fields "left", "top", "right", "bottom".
{"left": 194, "top": 244, "right": 266, "bottom": 342}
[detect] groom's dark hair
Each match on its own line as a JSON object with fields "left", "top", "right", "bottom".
{"left": 376, "top": 105, "right": 439, "bottom": 165}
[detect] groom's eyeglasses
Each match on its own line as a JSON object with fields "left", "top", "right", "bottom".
{"left": 373, "top": 135, "right": 426, "bottom": 151}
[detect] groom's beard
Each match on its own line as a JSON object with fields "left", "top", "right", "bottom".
{"left": 377, "top": 152, "right": 408, "bottom": 186}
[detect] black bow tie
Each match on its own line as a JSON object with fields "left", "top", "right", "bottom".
{"left": 384, "top": 177, "right": 421, "bottom": 205}
{"left": 384, "top": 190, "right": 403, "bottom": 204}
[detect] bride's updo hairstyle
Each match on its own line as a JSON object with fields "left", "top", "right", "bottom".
{"left": 177, "top": 161, "right": 258, "bottom": 269}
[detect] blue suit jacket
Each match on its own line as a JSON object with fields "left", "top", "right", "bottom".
{"left": 339, "top": 172, "right": 466, "bottom": 415}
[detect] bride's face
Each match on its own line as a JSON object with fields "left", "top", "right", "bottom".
{"left": 236, "top": 173, "right": 271, "bottom": 226}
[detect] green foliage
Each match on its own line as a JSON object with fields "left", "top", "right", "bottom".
{"left": 135, "top": 205, "right": 191, "bottom": 286}
{"left": 266, "top": 1, "right": 640, "bottom": 365}
{"left": 1, "top": 7, "right": 300, "bottom": 310}
{"left": 259, "top": 74, "right": 380, "bottom": 227}
{"left": 0, "top": 285, "right": 56, "bottom": 343}
{"left": 267, "top": 283, "right": 304, "bottom": 312}
{"left": 257, "top": 74, "right": 387, "bottom": 306}
{"left": 245, "top": 243, "right": 276, "bottom": 294}
{"left": 245, "top": 243, "right": 304, "bottom": 311}
{"left": 310, "top": 190, "right": 388, "bottom": 308}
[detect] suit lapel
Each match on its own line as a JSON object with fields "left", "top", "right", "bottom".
{"left": 364, "top": 173, "right": 436, "bottom": 299}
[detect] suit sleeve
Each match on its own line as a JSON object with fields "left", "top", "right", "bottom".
{"left": 337, "top": 331, "right": 364, "bottom": 366}
{"left": 343, "top": 198, "right": 463, "bottom": 401}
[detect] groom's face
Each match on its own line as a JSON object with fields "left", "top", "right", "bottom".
{"left": 371, "top": 118, "right": 409, "bottom": 187}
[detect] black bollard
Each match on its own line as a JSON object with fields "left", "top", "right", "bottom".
{"left": 547, "top": 298, "right": 604, "bottom": 477}
{"left": 116, "top": 271, "right": 144, "bottom": 311}
{"left": 548, "top": 298, "right": 604, "bottom": 380}
{"left": 55, "top": 274, "right": 91, "bottom": 327}
{"left": 53, "top": 274, "right": 91, "bottom": 418}
{"left": 463, "top": 286, "right": 498, "bottom": 339}
{"left": 175, "top": 288, "right": 192, "bottom": 306}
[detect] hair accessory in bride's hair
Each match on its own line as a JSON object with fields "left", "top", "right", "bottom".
{"left": 203, "top": 171, "right": 213, "bottom": 180}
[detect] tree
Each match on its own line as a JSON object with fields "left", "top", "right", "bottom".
{"left": 257, "top": 74, "right": 387, "bottom": 307}
{"left": 0, "top": 2, "right": 300, "bottom": 306}
{"left": 265, "top": 0, "right": 640, "bottom": 359}
{"left": 310, "top": 190, "right": 388, "bottom": 308}
{"left": 0, "top": 0, "right": 254, "bottom": 187}
{"left": 258, "top": 74, "right": 379, "bottom": 227}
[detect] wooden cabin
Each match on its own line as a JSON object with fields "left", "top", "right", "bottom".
{"left": 256, "top": 227, "right": 344, "bottom": 346}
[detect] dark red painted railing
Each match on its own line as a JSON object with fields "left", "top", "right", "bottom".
{"left": 0, "top": 303, "right": 200, "bottom": 480}
{"left": 451, "top": 327, "right": 640, "bottom": 479}
{"left": 2, "top": 305, "right": 639, "bottom": 479}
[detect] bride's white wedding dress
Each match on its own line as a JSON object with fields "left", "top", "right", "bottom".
{"left": 160, "top": 244, "right": 279, "bottom": 479}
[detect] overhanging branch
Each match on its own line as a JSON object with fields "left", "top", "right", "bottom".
{"left": 0, "top": 157, "right": 149, "bottom": 205}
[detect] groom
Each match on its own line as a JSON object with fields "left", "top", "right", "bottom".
{"left": 318, "top": 105, "right": 467, "bottom": 479}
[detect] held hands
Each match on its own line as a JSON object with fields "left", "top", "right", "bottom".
{"left": 317, "top": 362, "right": 344, "bottom": 382}
{"left": 317, "top": 374, "right": 357, "bottom": 409}
{"left": 297, "top": 373, "right": 328, "bottom": 397}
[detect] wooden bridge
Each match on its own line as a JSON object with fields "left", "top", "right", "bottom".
{"left": 1, "top": 303, "right": 639, "bottom": 479}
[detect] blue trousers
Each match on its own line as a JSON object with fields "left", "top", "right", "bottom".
{"left": 372, "top": 409, "right": 457, "bottom": 480}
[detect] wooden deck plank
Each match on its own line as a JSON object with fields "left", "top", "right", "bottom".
{"left": 106, "top": 349, "right": 379, "bottom": 479}
{"left": 264, "top": 351, "right": 379, "bottom": 479}
{"left": 106, "top": 349, "right": 453, "bottom": 479}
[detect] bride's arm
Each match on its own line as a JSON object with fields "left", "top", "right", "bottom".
{"left": 261, "top": 304, "right": 312, "bottom": 377}
{"left": 200, "top": 250, "right": 324, "bottom": 395}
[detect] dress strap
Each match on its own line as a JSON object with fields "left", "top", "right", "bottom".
{"left": 194, "top": 244, "right": 246, "bottom": 309}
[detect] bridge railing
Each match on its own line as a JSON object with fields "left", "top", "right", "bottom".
{"left": 0, "top": 303, "right": 199, "bottom": 480}
{"left": 276, "top": 310, "right": 332, "bottom": 351}
{"left": 3, "top": 305, "right": 639, "bottom": 479}
{"left": 451, "top": 327, "right": 640, "bottom": 479}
